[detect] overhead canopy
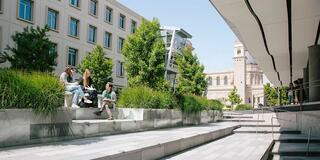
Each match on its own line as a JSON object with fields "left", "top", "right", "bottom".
{"left": 210, "top": 0, "right": 320, "bottom": 86}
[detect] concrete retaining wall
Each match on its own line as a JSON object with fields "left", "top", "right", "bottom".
{"left": 0, "top": 108, "right": 223, "bottom": 148}
{"left": 0, "top": 109, "right": 73, "bottom": 147}
{"left": 276, "top": 110, "right": 320, "bottom": 137}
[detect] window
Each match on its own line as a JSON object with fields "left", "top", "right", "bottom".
{"left": 216, "top": 76, "right": 220, "bottom": 86}
{"left": 119, "top": 14, "right": 126, "bottom": 30}
{"left": 224, "top": 76, "right": 228, "bottom": 85}
{"left": 118, "top": 37, "right": 125, "bottom": 53}
{"left": 237, "top": 49, "right": 241, "bottom": 54}
{"left": 131, "top": 20, "right": 137, "bottom": 34}
{"left": 0, "top": 0, "right": 3, "bottom": 13}
{"left": 69, "top": 18, "right": 79, "bottom": 37}
{"left": 104, "top": 31, "right": 112, "bottom": 49}
{"left": 19, "top": 0, "right": 33, "bottom": 21}
{"left": 116, "top": 61, "right": 124, "bottom": 77}
{"left": 207, "top": 77, "right": 212, "bottom": 86}
{"left": 89, "top": 0, "right": 97, "bottom": 16}
{"left": 70, "top": 0, "right": 79, "bottom": 8}
{"left": 49, "top": 43, "right": 57, "bottom": 55}
{"left": 88, "top": 25, "right": 97, "bottom": 43}
{"left": 47, "top": 9, "right": 58, "bottom": 30}
{"left": 105, "top": 7, "right": 113, "bottom": 23}
{"left": 68, "top": 48, "right": 77, "bottom": 66}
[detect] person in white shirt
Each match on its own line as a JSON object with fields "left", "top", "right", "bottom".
{"left": 60, "top": 67, "right": 91, "bottom": 108}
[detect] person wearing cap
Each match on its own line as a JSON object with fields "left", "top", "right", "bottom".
{"left": 94, "top": 82, "right": 116, "bottom": 120}
{"left": 60, "top": 66, "right": 92, "bottom": 108}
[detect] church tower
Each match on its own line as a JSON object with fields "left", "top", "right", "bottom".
{"left": 233, "top": 39, "right": 247, "bottom": 103}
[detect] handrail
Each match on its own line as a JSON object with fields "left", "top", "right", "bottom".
{"left": 307, "top": 127, "right": 311, "bottom": 156}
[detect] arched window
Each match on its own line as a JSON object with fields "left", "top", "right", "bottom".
{"left": 224, "top": 76, "right": 228, "bottom": 85}
{"left": 216, "top": 76, "right": 220, "bottom": 86}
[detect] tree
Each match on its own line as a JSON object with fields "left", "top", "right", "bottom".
{"left": 1, "top": 26, "right": 57, "bottom": 72}
{"left": 264, "top": 83, "right": 288, "bottom": 106}
{"left": 78, "top": 45, "right": 113, "bottom": 91}
{"left": 122, "top": 18, "right": 168, "bottom": 90}
{"left": 176, "top": 47, "right": 207, "bottom": 96}
{"left": 228, "top": 87, "right": 242, "bottom": 106}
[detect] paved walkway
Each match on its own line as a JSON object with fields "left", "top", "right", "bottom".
{"left": 163, "top": 133, "right": 273, "bottom": 160}
{"left": 0, "top": 123, "right": 237, "bottom": 160}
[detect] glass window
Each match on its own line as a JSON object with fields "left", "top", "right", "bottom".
{"left": 88, "top": 25, "right": 97, "bottom": 43}
{"left": 89, "top": 0, "right": 97, "bottom": 16}
{"left": 116, "top": 61, "right": 124, "bottom": 77}
{"left": 237, "top": 49, "right": 241, "bottom": 54}
{"left": 19, "top": 0, "right": 32, "bottom": 21}
{"left": 131, "top": 20, "right": 137, "bottom": 34}
{"left": 105, "top": 7, "right": 113, "bottom": 23}
{"left": 207, "top": 77, "right": 212, "bottom": 86}
{"left": 224, "top": 76, "right": 228, "bottom": 85}
{"left": 0, "top": 0, "right": 3, "bottom": 13}
{"left": 216, "top": 76, "right": 220, "bottom": 86}
{"left": 119, "top": 14, "right": 126, "bottom": 29}
{"left": 70, "top": 0, "right": 79, "bottom": 8}
{"left": 47, "top": 9, "right": 58, "bottom": 30}
{"left": 49, "top": 43, "right": 57, "bottom": 55}
{"left": 104, "top": 31, "right": 112, "bottom": 49}
{"left": 118, "top": 37, "right": 125, "bottom": 53}
{"left": 68, "top": 48, "right": 77, "bottom": 66}
{"left": 69, "top": 18, "right": 79, "bottom": 37}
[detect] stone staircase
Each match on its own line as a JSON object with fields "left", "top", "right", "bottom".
{"left": 221, "top": 111, "right": 320, "bottom": 160}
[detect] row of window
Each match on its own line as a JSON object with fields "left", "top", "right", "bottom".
{"left": 17, "top": 0, "right": 137, "bottom": 34}
{"left": 63, "top": 46, "right": 124, "bottom": 77}
{"left": 207, "top": 76, "right": 228, "bottom": 86}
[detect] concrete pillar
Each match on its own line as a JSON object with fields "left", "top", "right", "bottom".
{"left": 308, "top": 45, "right": 320, "bottom": 102}
{"left": 303, "top": 67, "right": 309, "bottom": 102}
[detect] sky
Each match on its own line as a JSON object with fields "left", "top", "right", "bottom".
{"left": 118, "top": 0, "right": 236, "bottom": 73}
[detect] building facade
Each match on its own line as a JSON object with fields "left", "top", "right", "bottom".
{"left": 160, "top": 26, "right": 192, "bottom": 86}
{"left": 206, "top": 39, "right": 264, "bottom": 108}
{"left": 0, "top": 0, "right": 143, "bottom": 88}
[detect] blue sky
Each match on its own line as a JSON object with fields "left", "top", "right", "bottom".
{"left": 118, "top": 0, "right": 236, "bottom": 73}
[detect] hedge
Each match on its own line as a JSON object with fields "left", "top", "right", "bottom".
{"left": 0, "top": 69, "right": 64, "bottom": 115}
{"left": 118, "top": 86, "right": 223, "bottom": 113}
{"left": 234, "top": 104, "right": 252, "bottom": 111}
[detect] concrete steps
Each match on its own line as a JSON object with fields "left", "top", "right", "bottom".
{"left": 274, "top": 134, "right": 320, "bottom": 143}
{"left": 271, "top": 142, "right": 320, "bottom": 156}
{"left": 233, "top": 127, "right": 301, "bottom": 134}
{"left": 0, "top": 124, "right": 238, "bottom": 160}
{"left": 272, "top": 155, "right": 320, "bottom": 160}
{"left": 223, "top": 115, "right": 253, "bottom": 119}
{"left": 219, "top": 119, "right": 265, "bottom": 122}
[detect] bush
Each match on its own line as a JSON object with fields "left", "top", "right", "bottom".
{"left": 234, "top": 104, "right": 252, "bottom": 111}
{"left": 117, "top": 86, "right": 177, "bottom": 109}
{"left": 179, "top": 95, "right": 223, "bottom": 113}
{"left": 0, "top": 69, "right": 64, "bottom": 115}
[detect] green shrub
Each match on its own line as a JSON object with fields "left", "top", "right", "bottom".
{"left": 234, "top": 104, "right": 252, "bottom": 111}
{"left": 0, "top": 69, "right": 64, "bottom": 115}
{"left": 179, "top": 95, "right": 223, "bottom": 113}
{"left": 117, "top": 86, "right": 177, "bottom": 109}
{"left": 208, "top": 99, "right": 224, "bottom": 111}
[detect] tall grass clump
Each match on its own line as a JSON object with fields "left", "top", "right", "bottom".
{"left": 0, "top": 69, "right": 64, "bottom": 115}
{"left": 234, "top": 104, "right": 252, "bottom": 111}
{"left": 117, "top": 86, "right": 177, "bottom": 109}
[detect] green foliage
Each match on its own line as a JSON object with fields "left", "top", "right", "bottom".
{"left": 228, "top": 87, "right": 242, "bottom": 105}
{"left": 122, "top": 19, "right": 168, "bottom": 90}
{"left": 117, "top": 86, "right": 177, "bottom": 109}
{"left": 1, "top": 26, "right": 57, "bottom": 72}
{"left": 176, "top": 47, "right": 207, "bottom": 96}
{"left": 0, "top": 69, "right": 64, "bottom": 115}
{"left": 264, "top": 83, "right": 288, "bottom": 106}
{"left": 78, "top": 45, "right": 113, "bottom": 91}
{"left": 178, "top": 94, "right": 223, "bottom": 113}
{"left": 209, "top": 99, "right": 224, "bottom": 111}
{"left": 234, "top": 104, "right": 252, "bottom": 111}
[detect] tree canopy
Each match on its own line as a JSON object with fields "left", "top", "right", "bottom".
{"left": 78, "top": 45, "right": 113, "bottom": 91}
{"left": 122, "top": 18, "right": 168, "bottom": 90}
{"left": 1, "top": 26, "right": 57, "bottom": 72}
{"left": 176, "top": 47, "right": 207, "bottom": 96}
{"left": 228, "top": 87, "right": 242, "bottom": 105}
